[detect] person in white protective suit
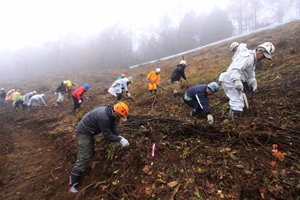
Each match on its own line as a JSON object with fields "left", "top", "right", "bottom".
{"left": 28, "top": 94, "right": 47, "bottom": 112}
{"left": 23, "top": 91, "right": 37, "bottom": 106}
{"left": 219, "top": 42, "right": 275, "bottom": 119}
{"left": 230, "top": 42, "right": 248, "bottom": 61}
{"left": 108, "top": 76, "right": 133, "bottom": 101}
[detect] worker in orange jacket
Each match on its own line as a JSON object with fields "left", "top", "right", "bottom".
{"left": 147, "top": 68, "right": 161, "bottom": 94}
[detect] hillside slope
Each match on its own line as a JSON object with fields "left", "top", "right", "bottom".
{"left": 0, "top": 20, "right": 300, "bottom": 200}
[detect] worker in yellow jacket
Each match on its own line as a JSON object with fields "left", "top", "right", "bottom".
{"left": 147, "top": 68, "right": 161, "bottom": 94}
{"left": 10, "top": 89, "right": 20, "bottom": 105}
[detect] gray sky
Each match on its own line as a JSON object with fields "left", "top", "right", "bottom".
{"left": 0, "top": 0, "right": 229, "bottom": 50}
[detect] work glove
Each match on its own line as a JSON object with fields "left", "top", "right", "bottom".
{"left": 78, "top": 100, "right": 82, "bottom": 104}
{"left": 250, "top": 81, "right": 257, "bottom": 91}
{"left": 157, "top": 85, "right": 161, "bottom": 88}
{"left": 207, "top": 114, "right": 213, "bottom": 124}
{"left": 148, "top": 79, "right": 150, "bottom": 82}
{"left": 127, "top": 93, "right": 131, "bottom": 97}
{"left": 45, "top": 105, "right": 48, "bottom": 107}
{"left": 234, "top": 80, "right": 243, "bottom": 91}
{"left": 54, "top": 92, "right": 57, "bottom": 95}
{"left": 119, "top": 136, "right": 129, "bottom": 147}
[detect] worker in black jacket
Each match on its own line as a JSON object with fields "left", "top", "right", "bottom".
{"left": 171, "top": 60, "right": 188, "bottom": 99}
{"left": 54, "top": 81, "right": 67, "bottom": 106}
{"left": 68, "top": 102, "right": 130, "bottom": 194}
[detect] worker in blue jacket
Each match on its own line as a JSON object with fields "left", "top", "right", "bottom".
{"left": 183, "top": 82, "right": 219, "bottom": 123}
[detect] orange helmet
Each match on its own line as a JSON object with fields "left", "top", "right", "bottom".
{"left": 113, "top": 102, "right": 129, "bottom": 121}
{"left": 121, "top": 74, "right": 126, "bottom": 77}
{"left": 16, "top": 89, "right": 20, "bottom": 92}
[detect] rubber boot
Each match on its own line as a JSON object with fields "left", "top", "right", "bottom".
{"left": 68, "top": 173, "right": 80, "bottom": 194}
{"left": 115, "top": 93, "right": 122, "bottom": 101}
{"left": 72, "top": 109, "right": 76, "bottom": 115}
{"left": 228, "top": 109, "right": 241, "bottom": 120}
{"left": 172, "top": 93, "right": 176, "bottom": 99}
{"left": 149, "top": 90, "right": 153, "bottom": 94}
{"left": 233, "top": 110, "right": 241, "bottom": 119}
{"left": 28, "top": 105, "right": 31, "bottom": 112}
{"left": 55, "top": 102, "right": 58, "bottom": 106}
{"left": 189, "top": 110, "right": 196, "bottom": 117}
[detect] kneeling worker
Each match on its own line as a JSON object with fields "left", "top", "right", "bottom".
{"left": 183, "top": 82, "right": 219, "bottom": 124}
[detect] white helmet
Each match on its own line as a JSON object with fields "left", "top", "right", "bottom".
{"left": 180, "top": 60, "right": 188, "bottom": 66}
{"left": 41, "top": 94, "right": 45, "bottom": 97}
{"left": 258, "top": 42, "right": 275, "bottom": 60}
{"left": 12, "top": 89, "right": 15, "bottom": 92}
{"left": 230, "top": 42, "right": 239, "bottom": 52}
{"left": 32, "top": 91, "right": 37, "bottom": 94}
{"left": 0, "top": 88, "right": 4, "bottom": 90}
{"left": 63, "top": 81, "right": 67, "bottom": 85}
{"left": 156, "top": 68, "right": 161, "bottom": 73}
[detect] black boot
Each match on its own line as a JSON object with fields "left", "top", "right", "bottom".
{"left": 68, "top": 172, "right": 80, "bottom": 194}
{"left": 173, "top": 93, "right": 177, "bottom": 99}
{"left": 72, "top": 109, "right": 76, "bottom": 115}
{"left": 115, "top": 93, "right": 122, "bottom": 101}
{"left": 228, "top": 109, "right": 241, "bottom": 120}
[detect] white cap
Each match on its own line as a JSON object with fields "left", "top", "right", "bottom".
{"left": 0, "top": 88, "right": 4, "bottom": 90}
{"left": 32, "top": 91, "right": 37, "bottom": 94}
{"left": 41, "top": 94, "right": 45, "bottom": 97}
{"left": 230, "top": 42, "right": 239, "bottom": 52}
{"left": 63, "top": 81, "right": 67, "bottom": 85}
{"left": 156, "top": 68, "right": 161, "bottom": 73}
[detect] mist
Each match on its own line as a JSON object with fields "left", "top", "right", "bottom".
{"left": 0, "top": 0, "right": 299, "bottom": 85}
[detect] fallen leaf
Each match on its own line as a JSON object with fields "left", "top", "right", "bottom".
{"left": 157, "top": 179, "right": 166, "bottom": 183}
{"left": 235, "top": 164, "right": 244, "bottom": 169}
{"left": 197, "top": 168, "right": 204, "bottom": 174}
{"left": 260, "top": 186, "right": 266, "bottom": 193}
{"left": 271, "top": 161, "right": 276, "bottom": 168}
{"left": 230, "top": 150, "right": 238, "bottom": 154}
{"left": 167, "top": 181, "right": 178, "bottom": 188}
{"left": 228, "top": 193, "right": 235, "bottom": 198}
{"left": 225, "top": 147, "right": 231, "bottom": 151}
{"left": 143, "top": 165, "right": 150, "bottom": 174}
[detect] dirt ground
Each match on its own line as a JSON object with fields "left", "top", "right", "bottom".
{"left": 1, "top": 20, "right": 300, "bottom": 200}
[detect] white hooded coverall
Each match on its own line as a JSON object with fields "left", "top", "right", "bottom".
{"left": 232, "top": 43, "right": 248, "bottom": 61}
{"left": 28, "top": 95, "right": 47, "bottom": 107}
{"left": 108, "top": 78, "right": 129, "bottom": 97}
{"left": 219, "top": 50, "right": 257, "bottom": 111}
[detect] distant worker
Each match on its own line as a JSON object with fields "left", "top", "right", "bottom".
{"left": 219, "top": 42, "right": 275, "bottom": 119}
{"left": 230, "top": 42, "right": 248, "bottom": 61}
{"left": 171, "top": 60, "right": 188, "bottom": 99}
{"left": 66, "top": 80, "right": 77, "bottom": 99}
{"left": 10, "top": 89, "right": 20, "bottom": 105}
{"left": 108, "top": 76, "right": 133, "bottom": 101}
{"left": 68, "top": 102, "right": 130, "bottom": 194}
{"left": 147, "top": 68, "right": 161, "bottom": 94}
{"left": 28, "top": 94, "right": 47, "bottom": 112}
{"left": 0, "top": 88, "right": 6, "bottom": 108}
{"left": 23, "top": 91, "right": 37, "bottom": 106}
{"left": 183, "top": 82, "right": 219, "bottom": 124}
{"left": 55, "top": 81, "right": 67, "bottom": 106}
{"left": 72, "top": 84, "right": 89, "bottom": 115}
{"left": 117, "top": 74, "right": 126, "bottom": 80}
{"left": 5, "top": 89, "right": 15, "bottom": 101}
{"left": 14, "top": 98, "right": 25, "bottom": 112}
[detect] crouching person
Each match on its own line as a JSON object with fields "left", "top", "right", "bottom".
{"left": 14, "top": 98, "right": 25, "bottom": 112}
{"left": 183, "top": 82, "right": 219, "bottom": 124}
{"left": 68, "top": 102, "right": 130, "bottom": 194}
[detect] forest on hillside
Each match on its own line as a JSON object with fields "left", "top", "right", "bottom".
{"left": 0, "top": 0, "right": 299, "bottom": 83}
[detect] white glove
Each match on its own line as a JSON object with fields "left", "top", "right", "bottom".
{"left": 234, "top": 80, "right": 243, "bottom": 91}
{"left": 250, "top": 81, "right": 257, "bottom": 91}
{"left": 54, "top": 92, "right": 57, "bottom": 95}
{"left": 119, "top": 136, "right": 129, "bottom": 147}
{"left": 127, "top": 93, "right": 131, "bottom": 97}
{"left": 207, "top": 114, "right": 213, "bottom": 123}
{"left": 78, "top": 100, "right": 82, "bottom": 103}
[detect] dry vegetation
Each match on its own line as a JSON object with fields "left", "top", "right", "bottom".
{"left": 0, "top": 20, "right": 300, "bottom": 200}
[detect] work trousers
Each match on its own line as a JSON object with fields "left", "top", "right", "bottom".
{"left": 173, "top": 81, "right": 180, "bottom": 93}
{"left": 72, "top": 132, "right": 92, "bottom": 174}
{"left": 57, "top": 92, "right": 64, "bottom": 103}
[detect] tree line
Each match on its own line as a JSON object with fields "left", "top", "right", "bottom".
{"left": 0, "top": 0, "right": 299, "bottom": 83}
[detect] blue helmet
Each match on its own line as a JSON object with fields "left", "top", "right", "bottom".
{"left": 128, "top": 76, "right": 133, "bottom": 83}
{"left": 207, "top": 82, "right": 219, "bottom": 93}
{"left": 83, "top": 84, "right": 89, "bottom": 90}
